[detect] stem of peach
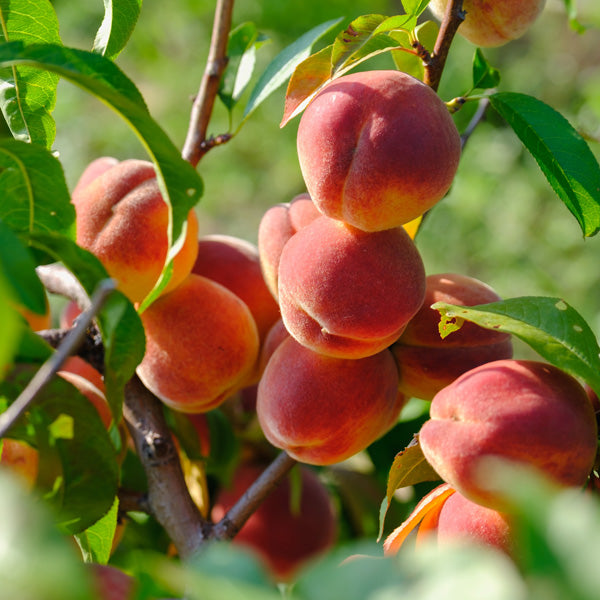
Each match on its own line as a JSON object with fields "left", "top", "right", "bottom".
{"left": 182, "top": 0, "right": 235, "bottom": 167}
{"left": 424, "top": 0, "right": 465, "bottom": 92}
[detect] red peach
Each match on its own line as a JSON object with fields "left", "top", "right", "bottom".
{"left": 89, "top": 563, "right": 136, "bottom": 600}
{"left": 0, "top": 439, "right": 39, "bottom": 489}
{"left": 420, "top": 359, "right": 598, "bottom": 509}
{"left": 278, "top": 216, "right": 425, "bottom": 359}
{"left": 136, "top": 273, "right": 260, "bottom": 413}
{"left": 429, "top": 0, "right": 546, "bottom": 48}
{"left": 72, "top": 158, "right": 199, "bottom": 304}
{"left": 392, "top": 273, "right": 513, "bottom": 400}
{"left": 211, "top": 463, "right": 337, "bottom": 580}
{"left": 297, "top": 70, "right": 461, "bottom": 232}
{"left": 256, "top": 337, "right": 404, "bottom": 465}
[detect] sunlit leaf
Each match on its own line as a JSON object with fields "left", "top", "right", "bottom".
{"left": 75, "top": 496, "right": 119, "bottom": 564}
{"left": 472, "top": 48, "right": 500, "bottom": 90}
{"left": 93, "top": 0, "right": 143, "bottom": 60}
{"left": 401, "top": 0, "right": 433, "bottom": 18}
{"left": 489, "top": 92, "right": 600, "bottom": 237}
{"left": 0, "top": 0, "right": 61, "bottom": 146}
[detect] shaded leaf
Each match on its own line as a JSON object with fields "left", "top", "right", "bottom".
{"left": 433, "top": 296, "right": 600, "bottom": 397}
{"left": 244, "top": 17, "right": 342, "bottom": 124}
{"left": 75, "top": 496, "right": 119, "bottom": 564}
{"left": 93, "top": 0, "right": 143, "bottom": 60}
{"left": 0, "top": 41, "right": 203, "bottom": 308}
{"left": 0, "top": 0, "right": 61, "bottom": 146}
{"left": 0, "top": 268, "right": 20, "bottom": 378}
{"left": 472, "top": 48, "right": 500, "bottom": 90}
{"left": 0, "top": 139, "right": 75, "bottom": 238}
{"left": 489, "top": 92, "right": 600, "bottom": 237}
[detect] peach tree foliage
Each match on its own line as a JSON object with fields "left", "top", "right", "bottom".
{"left": 0, "top": 0, "right": 599, "bottom": 598}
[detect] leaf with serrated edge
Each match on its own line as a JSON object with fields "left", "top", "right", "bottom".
{"left": 331, "top": 15, "right": 387, "bottom": 68}
{"left": 75, "top": 497, "right": 119, "bottom": 564}
{"left": 472, "top": 48, "right": 500, "bottom": 91}
{"left": 489, "top": 92, "right": 600, "bottom": 237}
{"left": 93, "top": 0, "right": 142, "bottom": 60}
{"left": 433, "top": 297, "right": 600, "bottom": 397}
{"left": 0, "top": 0, "right": 61, "bottom": 147}
{"left": 401, "top": 0, "right": 434, "bottom": 18}
{"left": 0, "top": 41, "right": 203, "bottom": 310}
{"left": 243, "top": 17, "right": 342, "bottom": 124}
{"left": 382, "top": 484, "right": 454, "bottom": 554}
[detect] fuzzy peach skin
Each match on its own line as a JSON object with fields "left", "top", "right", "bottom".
{"left": 72, "top": 158, "right": 199, "bottom": 304}
{"left": 257, "top": 193, "right": 321, "bottom": 299}
{"left": 136, "top": 273, "right": 259, "bottom": 413}
{"left": 278, "top": 215, "right": 426, "bottom": 359}
{"left": 296, "top": 70, "right": 461, "bottom": 232}
{"left": 211, "top": 463, "right": 337, "bottom": 581}
{"left": 429, "top": 0, "right": 546, "bottom": 48}
{"left": 192, "top": 234, "right": 280, "bottom": 344}
{"left": 256, "top": 337, "right": 405, "bottom": 465}
{"left": 391, "top": 273, "right": 513, "bottom": 400}
{"left": 0, "top": 439, "right": 39, "bottom": 490}
{"left": 419, "top": 360, "right": 598, "bottom": 509}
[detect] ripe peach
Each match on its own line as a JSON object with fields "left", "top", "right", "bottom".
{"left": 191, "top": 234, "right": 280, "bottom": 344}
{"left": 429, "top": 0, "right": 546, "bottom": 48}
{"left": 211, "top": 463, "right": 337, "bottom": 580}
{"left": 72, "top": 158, "right": 199, "bottom": 304}
{"left": 89, "top": 563, "right": 136, "bottom": 600}
{"left": 296, "top": 70, "right": 461, "bottom": 232}
{"left": 419, "top": 360, "right": 598, "bottom": 509}
{"left": 15, "top": 299, "right": 51, "bottom": 331}
{"left": 256, "top": 337, "right": 404, "bottom": 465}
{"left": 278, "top": 216, "right": 425, "bottom": 359}
{"left": 257, "top": 193, "right": 321, "bottom": 299}
{"left": 391, "top": 273, "right": 513, "bottom": 400}
{"left": 0, "top": 439, "right": 39, "bottom": 489}
{"left": 59, "top": 300, "right": 82, "bottom": 329}
{"left": 136, "top": 273, "right": 260, "bottom": 413}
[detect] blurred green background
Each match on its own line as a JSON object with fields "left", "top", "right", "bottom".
{"left": 50, "top": 0, "right": 600, "bottom": 341}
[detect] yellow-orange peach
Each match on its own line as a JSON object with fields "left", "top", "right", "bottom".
{"left": 256, "top": 337, "right": 404, "bottom": 465}
{"left": 136, "top": 273, "right": 260, "bottom": 413}
{"left": 72, "top": 158, "right": 199, "bottom": 304}
{"left": 392, "top": 273, "right": 513, "bottom": 400}
{"left": 420, "top": 360, "right": 598, "bottom": 509}
{"left": 297, "top": 70, "right": 461, "bottom": 232}
{"left": 278, "top": 216, "right": 425, "bottom": 359}
{"left": 211, "top": 463, "right": 337, "bottom": 580}
{"left": 257, "top": 193, "right": 321, "bottom": 299}
{"left": 429, "top": 0, "right": 546, "bottom": 48}
{"left": 192, "top": 234, "right": 280, "bottom": 344}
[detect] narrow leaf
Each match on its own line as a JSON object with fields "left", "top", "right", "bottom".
{"left": 93, "top": 0, "right": 143, "bottom": 60}
{"left": 243, "top": 17, "right": 342, "bottom": 124}
{"left": 0, "top": 0, "right": 61, "bottom": 146}
{"left": 401, "top": 0, "right": 433, "bottom": 18}
{"left": 472, "top": 48, "right": 500, "bottom": 90}
{"left": 0, "top": 41, "right": 203, "bottom": 307}
{"left": 373, "top": 14, "right": 417, "bottom": 35}
{"left": 0, "top": 139, "right": 75, "bottom": 238}
{"left": 75, "top": 496, "right": 119, "bottom": 564}
{"left": 489, "top": 92, "right": 600, "bottom": 237}
{"left": 0, "top": 268, "right": 20, "bottom": 378}
{"left": 433, "top": 296, "right": 600, "bottom": 397}
{"left": 331, "top": 15, "right": 388, "bottom": 69}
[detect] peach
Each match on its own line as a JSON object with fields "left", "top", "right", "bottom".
{"left": 296, "top": 70, "right": 461, "bottom": 232}
{"left": 191, "top": 234, "right": 280, "bottom": 344}
{"left": 59, "top": 300, "right": 82, "bottom": 329}
{"left": 256, "top": 337, "right": 405, "bottom": 465}
{"left": 419, "top": 360, "right": 598, "bottom": 509}
{"left": 211, "top": 463, "right": 336, "bottom": 580}
{"left": 15, "top": 298, "right": 51, "bottom": 331}
{"left": 392, "top": 273, "right": 513, "bottom": 400}
{"left": 278, "top": 216, "right": 426, "bottom": 359}
{"left": 72, "top": 158, "right": 199, "bottom": 304}
{"left": 89, "top": 563, "right": 136, "bottom": 600}
{"left": 0, "top": 439, "right": 39, "bottom": 489}
{"left": 136, "top": 273, "right": 260, "bottom": 413}
{"left": 429, "top": 0, "right": 546, "bottom": 48}
{"left": 257, "top": 193, "right": 321, "bottom": 299}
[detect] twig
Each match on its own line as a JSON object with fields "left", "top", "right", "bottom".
{"left": 0, "top": 279, "right": 116, "bottom": 438}
{"left": 122, "top": 375, "right": 209, "bottom": 559}
{"left": 182, "top": 0, "right": 235, "bottom": 166}
{"left": 460, "top": 97, "right": 490, "bottom": 149}
{"left": 424, "top": 0, "right": 465, "bottom": 91}
{"left": 210, "top": 451, "right": 298, "bottom": 541}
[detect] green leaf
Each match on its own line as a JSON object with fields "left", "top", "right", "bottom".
{"left": 0, "top": 268, "right": 20, "bottom": 377}
{"left": 28, "top": 232, "right": 145, "bottom": 421}
{"left": 432, "top": 297, "right": 600, "bottom": 397}
{"left": 471, "top": 48, "right": 500, "bottom": 90}
{"left": 331, "top": 15, "right": 388, "bottom": 68}
{"left": 219, "top": 23, "right": 266, "bottom": 114}
{"left": 0, "top": 139, "right": 75, "bottom": 238}
{"left": 0, "top": 0, "right": 61, "bottom": 147}
{"left": 401, "top": 0, "right": 433, "bottom": 18}
{"left": 489, "top": 92, "right": 600, "bottom": 237}
{"left": 0, "top": 219, "right": 46, "bottom": 314}
{"left": 93, "top": 0, "right": 143, "bottom": 60}
{"left": 75, "top": 496, "right": 119, "bottom": 564}
{"left": 243, "top": 17, "right": 342, "bottom": 124}
{"left": 0, "top": 41, "right": 203, "bottom": 307}
{"left": 561, "top": 0, "right": 586, "bottom": 34}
